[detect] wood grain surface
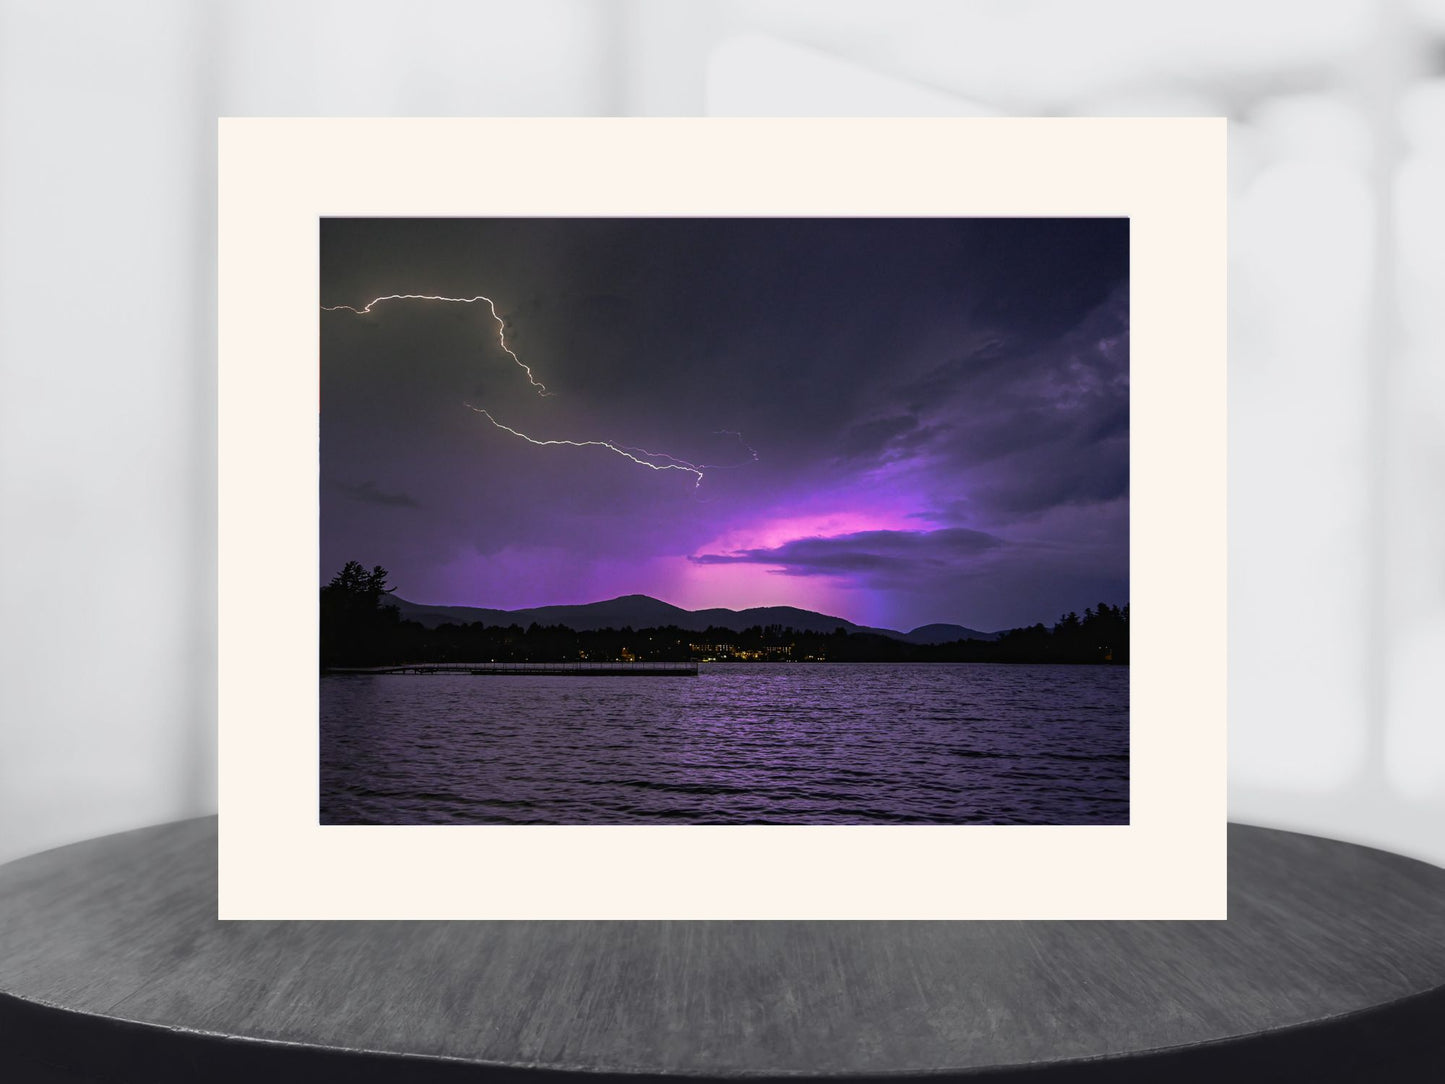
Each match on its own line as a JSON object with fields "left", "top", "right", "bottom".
{"left": 1, "top": 818, "right": 1443, "bottom": 1082}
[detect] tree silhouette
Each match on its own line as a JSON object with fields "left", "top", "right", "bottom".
{"left": 325, "top": 560, "right": 390, "bottom": 603}
{"left": 320, "top": 561, "right": 400, "bottom": 667}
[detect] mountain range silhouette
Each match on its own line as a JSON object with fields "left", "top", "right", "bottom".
{"left": 386, "top": 593, "right": 997, "bottom": 644}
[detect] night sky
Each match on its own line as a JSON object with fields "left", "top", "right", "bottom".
{"left": 320, "top": 218, "right": 1128, "bottom": 633}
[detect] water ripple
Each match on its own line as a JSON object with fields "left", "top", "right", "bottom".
{"left": 320, "top": 662, "right": 1128, "bottom": 825}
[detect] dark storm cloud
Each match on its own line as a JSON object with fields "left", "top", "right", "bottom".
{"left": 896, "top": 335, "right": 1015, "bottom": 415}
{"left": 327, "top": 478, "right": 420, "bottom": 508}
{"left": 691, "top": 527, "right": 1004, "bottom": 577}
{"left": 961, "top": 419, "right": 1129, "bottom": 519}
{"left": 836, "top": 413, "right": 922, "bottom": 460}
{"left": 879, "top": 283, "right": 1131, "bottom": 524}
{"left": 320, "top": 219, "right": 1126, "bottom": 458}
{"left": 320, "top": 217, "right": 1129, "bottom": 629}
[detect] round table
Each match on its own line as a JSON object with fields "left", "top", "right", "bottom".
{"left": 1, "top": 818, "right": 1442, "bottom": 1082}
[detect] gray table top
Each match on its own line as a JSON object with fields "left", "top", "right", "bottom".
{"left": 1, "top": 818, "right": 1443, "bottom": 1082}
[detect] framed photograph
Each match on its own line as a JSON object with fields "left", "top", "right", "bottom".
{"left": 219, "top": 118, "right": 1225, "bottom": 919}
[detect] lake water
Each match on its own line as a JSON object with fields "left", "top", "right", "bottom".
{"left": 320, "top": 663, "right": 1127, "bottom": 825}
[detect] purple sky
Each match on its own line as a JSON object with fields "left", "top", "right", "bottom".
{"left": 320, "top": 218, "right": 1128, "bottom": 633}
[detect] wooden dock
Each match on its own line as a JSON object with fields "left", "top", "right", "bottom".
{"left": 329, "top": 661, "right": 699, "bottom": 677}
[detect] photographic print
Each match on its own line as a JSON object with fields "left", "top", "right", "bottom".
{"left": 221, "top": 118, "right": 1222, "bottom": 918}
{"left": 319, "top": 217, "right": 1129, "bottom": 827}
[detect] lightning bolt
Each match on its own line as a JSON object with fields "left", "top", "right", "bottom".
{"left": 322, "top": 293, "right": 550, "bottom": 396}
{"left": 465, "top": 404, "right": 706, "bottom": 488}
{"left": 324, "top": 292, "right": 758, "bottom": 491}
{"left": 614, "top": 430, "right": 758, "bottom": 474}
